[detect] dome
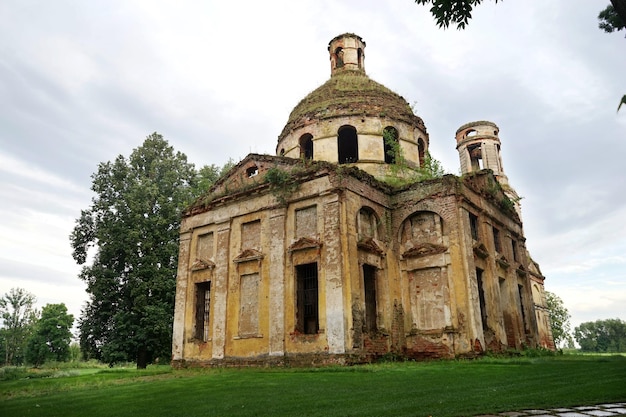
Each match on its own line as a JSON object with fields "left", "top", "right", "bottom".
{"left": 278, "top": 70, "right": 426, "bottom": 141}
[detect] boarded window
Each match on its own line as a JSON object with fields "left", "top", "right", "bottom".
{"left": 401, "top": 211, "right": 443, "bottom": 246}
{"left": 241, "top": 220, "right": 261, "bottom": 250}
{"left": 296, "top": 263, "right": 318, "bottom": 334}
{"left": 358, "top": 207, "right": 378, "bottom": 240}
{"left": 409, "top": 267, "right": 448, "bottom": 330}
{"left": 295, "top": 205, "right": 317, "bottom": 238}
{"left": 195, "top": 282, "right": 211, "bottom": 342}
{"left": 197, "top": 232, "right": 214, "bottom": 259}
{"left": 363, "top": 264, "right": 377, "bottom": 332}
{"left": 239, "top": 273, "right": 260, "bottom": 336}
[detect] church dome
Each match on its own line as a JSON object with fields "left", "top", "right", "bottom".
{"left": 278, "top": 70, "right": 426, "bottom": 141}
{"left": 276, "top": 33, "right": 429, "bottom": 179}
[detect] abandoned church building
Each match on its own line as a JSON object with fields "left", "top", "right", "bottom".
{"left": 171, "top": 33, "right": 554, "bottom": 367}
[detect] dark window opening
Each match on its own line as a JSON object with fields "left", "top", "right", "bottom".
{"left": 518, "top": 284, "right": 528, "bottom": 334}
{"left": 279, "top": 148, "right": 285, "bottom": 156}
{"left": 246, "top": 166, "right": 258, "bottom": 178}
{"left": 383, "top": 126, "right": 399, "bottom": 164}
{"left": 476, "top": 268, "right": 488, "bottom": 331}
{"left": 195, "top": 282, "right": 211, "bottom": 341}
{"left": 363, "top": 264, "right": 377, "bottom": 332}
{"left": 299, "top": 134, "right": 314, "bottom": 160}
{"left": 335, "top": 47, "right": 344, "bottom": 68}
{"left": 357, "top": 48, "right": 363, "bottom": 69}
{"left": 493, "top": 227, "right": 501, "bottom": 253}
{"left": 511, "top": 239, "right": 519, "bottom": 262}
{"left": 338, "top": 125, "right": 358, "bottom": 164}
{"left": 296, "top": 263, "right": 319, "bottom": 334}
{"left": 469, "top": 213, "right": 479, "bottom": 241}
{"left": 418, "top": 138, "right": 426, "bottom": 167}
{"left": 468, "top": 143, "right": 483, "bottom": 170}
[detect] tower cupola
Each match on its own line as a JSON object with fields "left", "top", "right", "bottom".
{"left": 328, "top": 33, "right": 366, "bottom": 75}
{"left": 276, "top": 34, "right": 429, "bottom": 180}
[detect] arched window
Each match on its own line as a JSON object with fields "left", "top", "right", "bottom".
{"left": 383, "top": 126, "right": 399, "bottom": 164}
{"left": 338, "top": 125, "right": 358, "bottom": 164}
{"left": 335, "top": 47, "right": 344, "bottom": 68}
{"left": 358, "top": 207, "right": 379, "bottom": 240}
{"left": 299, "top": 134, "right": 313, "bottom": 160}
{"left": 418, "top": 138, "right": 426, "bottom": 167}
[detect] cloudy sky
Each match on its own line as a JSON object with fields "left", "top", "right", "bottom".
{"left": 1, "top": 0, "right": 625, "bottom": 338}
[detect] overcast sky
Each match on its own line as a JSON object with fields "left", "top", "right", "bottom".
{"left": 1, "top": 1, "right": 625, "bottom": 338}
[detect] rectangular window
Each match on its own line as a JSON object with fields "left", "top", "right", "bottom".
{"left": 296, "top": 263, "right": 319, "bottom": 334}
{"left": 241, "top": 220, "right": 261, "bottom": 250}
{"left": 476, "top": 268, "right": 488, "bottom": 332}
{"left": 511, "top": 239, "right": 519, "bottom": 262}
{"left": 197, "top": 232, "right": 214, "bottom": 259}
{"left": 195, "top": 282, "right": 211, "bottom": 342}
{"left": 469, "top": 213, "right": 479, "bottom": 241}
{"left": 239, "top": 273, "right": 260, "bottom": 337}
{"left": 295, "top": 206, "right": 317, "bottom": 239}
{"left": 518, "top": 284, "right": 528, "bottom": 334}
{"left": 363, "top": 264, "right": 377, "bottom": 333}
{"left": 492, "top": 226, "right": 501, "bottom": 253}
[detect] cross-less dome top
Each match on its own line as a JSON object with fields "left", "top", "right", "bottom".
{"left": 276, "top": 33, "right": 429, "bottom": 179}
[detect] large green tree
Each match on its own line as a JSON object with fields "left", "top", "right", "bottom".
{"left": 574, "top": 318, "right": 626, "bottom": 352}
{"left": 0, "top": 288, "right": 38, "bottom": 365}
{"left": 70, "top": 133, "right": 200, "bottom": 368}
{"left": 26, "top": 303, "right": 74, "bottom": 366}
{"left": 545, "top": 291, "right": 573, "bottom": 348}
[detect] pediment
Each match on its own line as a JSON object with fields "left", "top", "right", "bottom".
{"left": 402, "top": 242, "right": 447, "bottom": 259}
{"left": 357, "top": 238, "right": 385, "bottom": 257}
{"left": 496, "top": 255, "right": 510, "bottom": 269}
{"left": 191, "top": 258, "right": 215, "bottom": 271}
{"left": 233, "top": 249, "right": 264, "bottom": 263}
{"left": 473, "top": 243, "right": 489, "bottom": 259}
{"left": 288, "top": 237, "right": 322, "bottom": 252}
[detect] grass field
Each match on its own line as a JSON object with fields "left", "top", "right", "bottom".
{"left": 1, "top": 355, "right": 625, "bottom": 417}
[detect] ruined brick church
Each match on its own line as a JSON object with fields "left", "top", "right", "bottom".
{"left": 171, "top": 33, "right": 554, "bottom": 367}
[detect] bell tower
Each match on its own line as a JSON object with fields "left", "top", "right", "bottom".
{"left": 456, "top": 121, "right": 521, "bottom": 216}
{"left": 328, "top": 33, "right": 366, "bottom": 75}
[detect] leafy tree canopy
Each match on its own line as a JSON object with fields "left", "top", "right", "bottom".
{"left": 599, "top": 2, "right": 626, "bottom": 33}
{"left": 0, "top": 288, "right": 38, "bottom": 365}
{"left": 545, "top": 291, "right": 573, "bottom": 348}
{"left": 414, "top": 0, "right": 501, "bottom": 29}
{"left": 26, "top": 303, "right": 74, "bottom": 366}
{"left": 574, "top": 318, "right": 626, "bottom": 353}
{"left": 70, "top": 133, "right": 213, "bottom": 368}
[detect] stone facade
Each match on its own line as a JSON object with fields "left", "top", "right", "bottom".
{"left": 171, "top": 34, "right": 554, "bottom": 367}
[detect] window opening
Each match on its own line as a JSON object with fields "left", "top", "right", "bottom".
{"left": 383, "top": 126, "right": 399, "bottom": 164}
{"left": 363, "top": 264, "right": 377, "bottom": 332}
{"left": 476, "top": 268, "right": 488, "bottom": 331}
{"left": 468, "top": 143, "right": 484, "bottom": 170}
{"left": 338, "top": 125, "right": 358, "bottom": 164}
{"left": 518, "top": 284, "right": 528, "bottom": 334}
{"left": 469, "top": 213, "right": 479, "bottom": 241}
{"left": 195, "top": 282, "right": 211, "bottom": 342}
{"left": 418, "top": 138, "right": 426, "bottom": 167}
{"left": 511, "top": 239, "right": 519, "bottom": 262}
{"left": 357, "top": 48, "right": 363, "bottom": 69}
{"left": 296, "top": 263, "right": 319, "bottom": 334}
{"left": 299, "top": 134, "right": 314, "bottom": 160}
{"left": 246, "top": 166, "right": 258, "bottom": 178}
{"left": 493, "top": 227, "right": 501, "bottom": 253}
{"left": 335, "top": 47, "right": 344, "bottom": 68}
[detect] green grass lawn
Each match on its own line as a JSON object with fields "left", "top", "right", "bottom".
{"left": 1, "top": 355, "right": 625, "bottom": 417}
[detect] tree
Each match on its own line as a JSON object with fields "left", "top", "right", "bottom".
{"left": 26, "top": 303, "right": 74, "bottom": 366}
{"left": 544, "top": 291, "right": 573, "bottom": 348}
{"left": 70, "top": 133, "right": 199, "bottom": 368}
{"left": 598, "top": 1, "right": 626, "bottom": 33}
{"left": 0, "top": 288, "right": 38, "bottom": 365}
{"left": 574, "top": 318, "right": 626, "bottom": 352}
{"left": 414, "top": 0, "right": 501, "bottom": 29}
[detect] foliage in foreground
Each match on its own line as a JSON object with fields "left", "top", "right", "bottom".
{"left": 1, "top": 355, "right": 625, "bottom": 417}
{"left": 545, "top": 291, "right": 574, "bottom": 348}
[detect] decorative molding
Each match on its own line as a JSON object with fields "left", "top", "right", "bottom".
{"left": 357, "top": 237, "right": 385, "bottom": 256}
{"left": 473, "top": 242, "right": 489, "bottom": 259}
{"left": 402, "top": 242, "right": 447, "bottom": 259}
{"left": 288, "top": 237, "right": 322, "bottom": 252}
{"left": 233, "top": 249, "right": 264, "bottom": 263}
{"left": 191, "top": 258, "right": 215, "bottom": 271}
